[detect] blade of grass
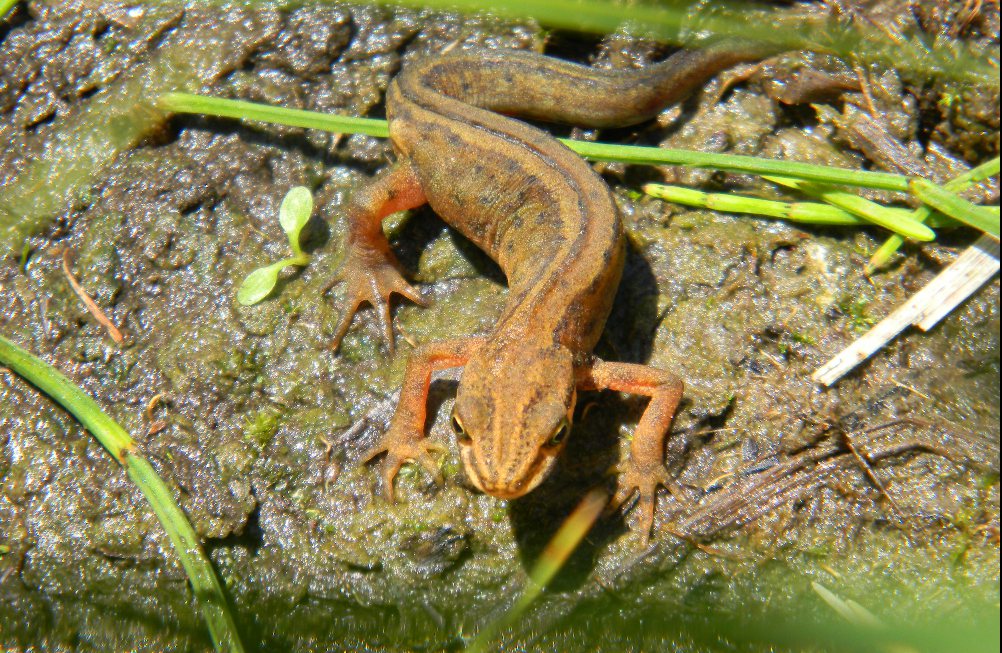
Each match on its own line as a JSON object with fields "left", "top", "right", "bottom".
{"left": 867, "top": 157, "right": 1001, "bottom": 273}
{"left": 466, "top": 489, "right": 607, "bottom": 653}
{"left": 643, "top": 183, "right": 954, "bottom": 228}
{"left": 0, "top": 335, "right": 245, "bottom": 653}
{"left": 159, "top": 92, "right": 390, "bottom": 138}
{"left": 159, "top": 92, "right": 916, "bottom": 193}
{"left": 811, "top": 582, "right": 884, "bottom": 628}
{"left": 570, "top": 141, "right": 911, "bottom": 192}
{"left": 1, "top": 0, "right": 18, "bottom": 19}
{"left": 346, "top": 0, "right": 998, "bottom": 87}
{"left": 764, "top": 176, "right": 936, "bottom": 241}
{"left": 909, "top": 178, "right": 1000, "bottom": 240}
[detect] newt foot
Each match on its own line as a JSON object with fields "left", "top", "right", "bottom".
{"left": 328, "top": 247, "right": 425, "bottom": 353}
{"left": 362, "top": 426, "right": 445, "bottom": 503}
{"left": 608, "top": 459, "right": 670, "bottom": 545}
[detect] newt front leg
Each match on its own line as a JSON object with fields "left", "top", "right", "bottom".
{"left": 328, "top": 160, "right": 428, "bottom": 353}
{"left": 363, "top": 337, "right": 485, "bottom": 501}
{"left": 576, "top": 360, "right": 684, "bottom": 542}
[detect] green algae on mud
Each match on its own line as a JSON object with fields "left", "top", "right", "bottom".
{"left": 0, "top": 2, "right": 999, "bottom": 652}
{"left": 0, "top": 6, "right": 277, "bottom": 255}
{"left": 0, "top": 335, "right": 245, "bottom": 652}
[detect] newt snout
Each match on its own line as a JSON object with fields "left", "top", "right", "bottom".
{"left": 342, "top": 43, "right": 769, "bottom": 539}
{"left": 451, "top": 343, "right": 576, "bottom": 499}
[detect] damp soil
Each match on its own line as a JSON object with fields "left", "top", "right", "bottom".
{"left": 0, "top": 2, "right": 998, "bottom": 652}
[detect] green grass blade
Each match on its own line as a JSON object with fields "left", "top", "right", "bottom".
{"left": 643, "top": 183, "right": 953, "bottom": 228}
{"left": 0, "top": 335, "right": 245, "bottom": 653}
{"left": 910, "top": 178, "right": 1000, "bottom": 239}
{"left": 765, "top": 176, "right": 936, "bottom": 241}
{"left": 811, "top": 582, "right": 884, "bottom": 628}
{"left": 646, "top": 183, "right": 859, "bottom": 225}
{"left": 0, "top": 337, "right": 135, "bottom": 460}
{"left": 867, "top": 157, "right": 1000, "bottom": 272}
{"left": 160, "top": 93, "right": 914, "bottom": 193}
{"left": 159, "top": 92, "right": 390, "bottom": 138}
{"left": 957, "top": 157, "right": 1002, "bottom": 187}
{"left": 348, "top": 0, "right": 997, "bottom": 87}
{"left": 1, "top": 0, "right": 19, "bottom": 19}
{"left": 569, "top": 141, "right": 910, "bottom": 192}
{"left": 466, "top": 489, "right": 606, "bottom": 653}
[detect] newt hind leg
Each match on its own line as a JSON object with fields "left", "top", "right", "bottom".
{"left": 328, "top": 160, "right": 428, "bottom": 353}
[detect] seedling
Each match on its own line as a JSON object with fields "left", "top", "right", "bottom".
{"left": 237, "top": 186, "right": 313, "bottom": 305}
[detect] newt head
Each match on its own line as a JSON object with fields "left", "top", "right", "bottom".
{"left": 451, "top": 343, "right": 577, "bottom": 500}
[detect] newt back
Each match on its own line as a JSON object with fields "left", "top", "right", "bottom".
{"left": 336, "top": 43, "right": 772, "bottom": 519}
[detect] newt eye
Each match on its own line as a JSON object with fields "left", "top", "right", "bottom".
{"left": 548, "top": 419, "right": 570, "bottom": 447}
{"left": 451, "top": 410, "right": 470, "bottom": 442}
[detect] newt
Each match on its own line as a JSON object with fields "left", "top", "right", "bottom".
{"left": 330, "top": 43, "right": 770, "bottom": 539}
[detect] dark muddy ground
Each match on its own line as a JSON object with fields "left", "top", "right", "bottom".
{"left": 0, "top": 1, "right": 998, "bottom": 652}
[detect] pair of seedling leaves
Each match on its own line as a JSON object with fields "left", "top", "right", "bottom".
{"left": 236, "top": 186, "right": 313, "bottom": 306}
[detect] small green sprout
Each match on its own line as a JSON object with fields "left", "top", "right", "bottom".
{"left": 237, "top": 186, "right": 313, "bottom": 306}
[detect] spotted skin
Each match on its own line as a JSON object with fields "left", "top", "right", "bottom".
{"left": 334, "top": 44, "right": 771, "bottom": 540}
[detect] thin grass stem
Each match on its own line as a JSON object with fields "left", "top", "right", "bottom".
{"left": 159, "top": 92, "right": 389, "bottom": 138}
{"left": 0, "top": 0, "right": 19, "bottom": 18}
{"left": 466, "top": 490, "right": 606, "bottom": 653}
{"left": 643, "top": 183, "right": 954, "bottom": 228}
{"left": 0, "top": 335, "right": 245, "bottom": 653}
{"left": 866, "top": 157, "right": 1001, "bottom": 272}
{"left": 159, "top": 93, "right": 917, "bottom": 193}
{"left": 764, "top": 176, "right": 936, "bottom": 241}
{"left": 909, "top": 179, "right": 1000, "bottom": 239}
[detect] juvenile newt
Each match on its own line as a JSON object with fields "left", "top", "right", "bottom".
{"left": 331, "top": 43, "right": 769, "bottom": 538}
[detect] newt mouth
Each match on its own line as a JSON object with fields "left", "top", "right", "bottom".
{"left": 460, "top": 446, "right": 555, "bottom": 499}
{"left": 479, "top": 483, "right": 532, "bottom": 500}
{"left": 464, "top": 467, "right": 531, "bottom": 499}
{"left": 466, "top": 456, "right": 553, "bottom": 500}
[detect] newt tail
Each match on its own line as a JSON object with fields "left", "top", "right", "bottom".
{"left": 330, "top": 42, "right": 772, "bottom": 541}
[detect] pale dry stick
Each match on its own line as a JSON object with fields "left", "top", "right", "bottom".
{"left": 914, "top": 236, "right": 1001, "bottom": 329}
{"left": 851, "top": 61, "right": 878, "bottom": 116}
{"left": 890, "top": 379, "right": 930, "bottom": 400}
{"left": 61, "top": 249, "right": 125, "bottom": 344}
{"left": 814, "top": 234, "right": 1000, "bottom": 385}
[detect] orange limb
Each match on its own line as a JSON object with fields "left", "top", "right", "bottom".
{"left": 363, "top": 337, "right": 485, "bottom": 501}
{"left": 328, "top": 160, "right": 429, "bottom": 353}
{"left": 576, "top": 359, "right": 684, "bottom": 543}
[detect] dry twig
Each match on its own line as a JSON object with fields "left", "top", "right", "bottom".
{"left": 61, "top": 249, "right": 125, "bottom": 344}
